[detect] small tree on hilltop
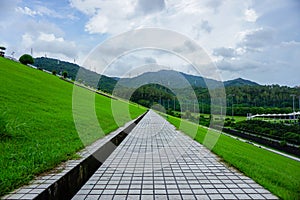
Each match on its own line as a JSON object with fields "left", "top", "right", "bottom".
{"left": 19, "top": 54, "right": 34, "bottom": 65}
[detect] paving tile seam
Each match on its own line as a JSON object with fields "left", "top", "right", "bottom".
{"left": 72, "top": 110, "right": 278, "bottom": 200}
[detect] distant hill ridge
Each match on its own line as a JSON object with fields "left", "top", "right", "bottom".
{"left": 34, "top": 57, "right": 117, "bottom": 93}
{"left": 224, "top": 78, "right": 259, "bottom": 87}
{"left": 117, "top": 69, "right": 259, "bottom": 89}
{"left": 34, "top": 57, "right": 259, "bottom": 91}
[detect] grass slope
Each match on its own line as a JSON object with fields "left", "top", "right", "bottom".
{"left": 166, "top": 115, "right": 300, "bottom": 200}
{"left": 0, "top": 57, "right": 146, "bottom": 196}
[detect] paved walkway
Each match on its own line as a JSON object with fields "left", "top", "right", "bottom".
{"left": 73, "top": 110, "right": 277, "bottom": 200}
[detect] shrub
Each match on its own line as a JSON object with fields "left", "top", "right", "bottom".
{"left": 19, "top": 54, "right": 34, "bottom": 65}
{"left": 184, "top": 110, "right": 192, "bottom": 119}
{"left": 62, "top": 71, "right": 68, "bottom": 78}
{"left": 280, "top": 140, "right": 287, "bottom": 146}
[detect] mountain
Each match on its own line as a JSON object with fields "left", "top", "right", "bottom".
{"left": 117, "top": 70, "right": 258, "bottom": 89}
{"left": 34, "top": 57, "right": 117, "bottom": 93}
{"left": 224, "top": 78, "right": 259, "bottom": 87}
{"left": 117, "top": 70, "right": 224, "bottom": 89}
{"left": 34, "top": 58, "right": 259, "bottom": 92}
{"left": 180, "top": 71, "right": 224, "bottom": 88}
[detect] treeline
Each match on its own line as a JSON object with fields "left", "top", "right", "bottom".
{"left": 225, "top": 85, "right": 300, "bottom": 108}
{"left": 232, "top": 120, "right": 300, "bottom": 145}
{"left": 34, "top": 57, "right": 117, "bottom": 93}
{"left": 128, "top": 84, "right": 176, "bottom": 108}
{"left": 128, "top": 84, "right": 300, "bottom": 115}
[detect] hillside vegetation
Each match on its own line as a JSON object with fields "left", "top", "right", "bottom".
{"left": 34, "top": 57, "right": 117, "bottom": 93}
{"left": 166, "top": 115, "right": 300, "bottom": 199}
{"left": 233, "top": 120, "right": 300, "bottom": 145}
{"left": 34, "top": 57, "right": 300, "bottom": 116}
{"left": 0, "top": 57, "right": 146, "bottom": 196}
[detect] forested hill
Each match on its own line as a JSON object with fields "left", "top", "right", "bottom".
{"left": 33, "top": 57, "right": 300, "bottom": 115}
{"left": 34, "top": 57, "right": 117, "bottom": 93}
{"left": 224, "top": 78, "right": 259, "bottom": 87}
{"left": 118, "top": 70, "right": 259, "bottom": 89}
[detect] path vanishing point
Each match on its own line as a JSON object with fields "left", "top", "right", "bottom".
{"left": 4, "top": 110, "right": 278, "bottom": 200}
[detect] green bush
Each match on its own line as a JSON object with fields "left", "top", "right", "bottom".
{"left": 62, "top": 71, "right": 68, "bottom": 78}
{"left": 19, "top": 54, "right": 34, "bottom": 65}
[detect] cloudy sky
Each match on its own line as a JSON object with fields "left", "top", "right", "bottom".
{"left": 0, "top": 0, "right": 299, "bottom": 86}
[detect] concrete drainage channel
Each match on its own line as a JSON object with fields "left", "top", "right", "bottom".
{"left": 3, "top": 111, "right": 148, "bottom": 200}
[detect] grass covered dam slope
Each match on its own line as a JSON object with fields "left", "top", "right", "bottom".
{"left": 0, "top": 57, "right": 146, "bottom": 196}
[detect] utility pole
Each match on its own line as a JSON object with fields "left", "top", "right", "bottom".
{"left": 229, "top": 94, "right": 235, "bottom": 119}
{"left": 291, "top": 94, "right": 296, "bottom": 120}
{"left": 193, "top": 100, "right": 196, "bottom": 113}
{"left": 221, "top": 103, "right": 223, "bottom": 117}
{"left": 298, "top": 96, "right": 300, "bottom": 111}
{"left": 173, "top": 96, "right": 176, "bottom": 111}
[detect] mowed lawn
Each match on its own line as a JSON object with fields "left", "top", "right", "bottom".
{"left": 0, "top": 57, "right": 146, "bottom": 196}
{"left": 166, "top": 115, "right": 300, "bottom": 200}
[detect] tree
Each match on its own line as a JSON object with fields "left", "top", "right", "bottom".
{"left": 52, "top": 70, "right": 57, "bottom": 75}
{"left": 19, "top": 54, "right": 34, "bottom": 65}
{"left": 62, "top": 71, "right": 68, "bottom": 78}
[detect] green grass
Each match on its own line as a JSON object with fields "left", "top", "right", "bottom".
{"left": 0, "top": 57, "right": 146, "bottom": 196}
{"left": 166, "top": 114, "right": 300, "bottom": 200}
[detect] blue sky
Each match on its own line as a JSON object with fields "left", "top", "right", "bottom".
{"left": 0, "top": 0, "right": 299, "bottom": 86}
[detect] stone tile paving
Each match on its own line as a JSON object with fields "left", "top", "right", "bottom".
{"left": 73, "top": 110, "right": 278, "bottom": 200}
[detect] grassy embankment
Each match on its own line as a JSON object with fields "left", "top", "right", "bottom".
{"left": 0, "top": 57, "right": 146, "bottom": 196}
{"left": 166, "top": 114, "right": 300, "bottom": 200}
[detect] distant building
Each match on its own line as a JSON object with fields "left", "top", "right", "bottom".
{"left": 0, "top": 46, "right": 6, "bottom": 57}
{"left": 248, "top": 112, "right": 300, "bottom": 120}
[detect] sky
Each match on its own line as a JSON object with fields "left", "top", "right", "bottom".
{"left": 0, "top": 0, "right": 299, "bottom": 86}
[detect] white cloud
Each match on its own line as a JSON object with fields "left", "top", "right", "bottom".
{"left": 244, "top": 9, "right": 258, "bottom": 22}
{"left": 213, "top": 47, "right": 236, "bottom": 58}
{"left": 69, "top": 0, "right": 246, "bottom": 40}
{"left": 21, "top": 32, "right": 78, "bottom": 59}
{"left": 16, "top": 4, "right": 73, "bottom": 19}
{"left": 69, "top": 0, "right": 104, "bottom": 15}
{"left": 16, "top": 6, "right": 41, "bottom": 17}
{"left": 280, "top": 40, "right": 300, "bottom": 47}
{"left": 136, "top": 0, "right": 166, "bottom": 14}
{"left": 38, "top": 33, "right": 64, "bottom": 42}
{"left": 200, "top": 20, "right": 212, "bottom": 33}
{"left": 237, "top": 27, "right": 275, "bottom": 52}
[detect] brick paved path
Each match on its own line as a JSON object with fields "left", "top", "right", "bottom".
{"left": 73, "top": 110, "right": 277, "bottom": 200}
